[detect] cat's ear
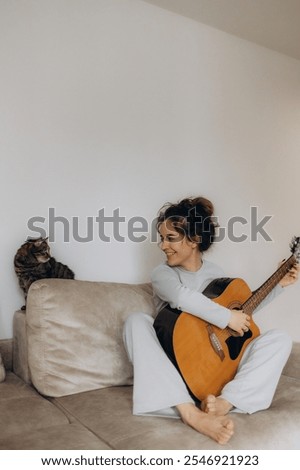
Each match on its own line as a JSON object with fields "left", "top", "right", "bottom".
{"left": 27, "top": 237, "right": 45, "bottom": 247}
{"left": 26, "top": 236, "right": 41, "bottom": 243}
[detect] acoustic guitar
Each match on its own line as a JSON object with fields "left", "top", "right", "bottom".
{"left": 154, "top": 236, "right": 300, "bottom": 401}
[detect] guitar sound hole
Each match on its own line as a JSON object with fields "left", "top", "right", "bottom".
{"left": 225, "top": 330, "right": 253, "bottom": 360}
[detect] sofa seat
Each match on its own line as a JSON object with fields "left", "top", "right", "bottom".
{"left": 8, "top": 278, "right": 300, "bottom": 450}
{"left": 0, "top": 373, "right": 110, "bottom": 450}
{"left": 2, "top": 368, "right": 299, "bottom": 450}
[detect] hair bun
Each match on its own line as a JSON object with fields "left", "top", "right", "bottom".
{"left": 190, "top": 197, "right": 214, "bottom": 217}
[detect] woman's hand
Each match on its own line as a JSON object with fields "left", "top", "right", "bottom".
{"left": 279, "top": 263, "right": 299, "bottom": 288}
{"left": 228, "top": 310, "right": 251, "bottom": 336}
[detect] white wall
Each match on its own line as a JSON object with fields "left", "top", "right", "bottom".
{"left": 0, "top": 0, "right": 299, "bottom": 340}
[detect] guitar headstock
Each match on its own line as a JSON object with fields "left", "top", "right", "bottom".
{"left": 290, "top": 236, "right": 300, "bottom": 263}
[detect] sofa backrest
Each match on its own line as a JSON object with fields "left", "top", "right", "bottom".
{"left": 26, "top": 279, "right": 155, "bottom": 397}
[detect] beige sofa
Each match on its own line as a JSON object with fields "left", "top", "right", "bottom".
{"left": 1, "top": 278, "right": 300, "bottom": 450}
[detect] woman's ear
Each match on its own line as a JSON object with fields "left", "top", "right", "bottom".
{"left": 193, "top": 234, "right": 202, "bottom": 246}
{"left": 187, "top": 236, "right": 200, "bottom": 249}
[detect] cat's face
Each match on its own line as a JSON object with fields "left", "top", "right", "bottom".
{"left": 15, "top": 237, "right": 51, "bottom": 267}
{"left": 30, "top": 237, "right": 51, "bottom": 263}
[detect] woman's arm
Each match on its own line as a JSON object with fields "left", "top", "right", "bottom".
{"left": 151, "top": 265, "right": 231, "bottom": 329}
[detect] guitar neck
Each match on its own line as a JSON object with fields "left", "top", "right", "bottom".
{"left": 242, "top": 254, "right": 297, "bottom": 313}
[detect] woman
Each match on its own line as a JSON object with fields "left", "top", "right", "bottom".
{"left": 123, "top": 197, "right": 298, "bottom": 445}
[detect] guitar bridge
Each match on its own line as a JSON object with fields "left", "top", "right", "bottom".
{"left": 207, "top": 325, "right": 225, "bottom": 361}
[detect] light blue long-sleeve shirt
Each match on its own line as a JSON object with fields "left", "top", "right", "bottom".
{"left": 151, "top": 259, "right": 282, "bottom": 330}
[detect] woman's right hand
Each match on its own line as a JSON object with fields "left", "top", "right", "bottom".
{"left": 228, "top": 310, "right": 251, "bottom": 336}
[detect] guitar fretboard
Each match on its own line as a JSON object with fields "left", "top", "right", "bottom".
{"left": 242, "top": 254, "right": 297, "bottom": 313}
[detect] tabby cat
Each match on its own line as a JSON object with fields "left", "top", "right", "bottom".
{"left": 14, "top": 237, "right": 75, "bottom": 310}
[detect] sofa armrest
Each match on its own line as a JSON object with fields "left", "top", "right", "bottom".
{"left": 282, "top": 342, "right": 300, "bottom": 380}
{"left": 0, "top": 338, "right": 13, "bottom": 371}
{"left": 13, "top": 310, "right": 31, "bottom": 384}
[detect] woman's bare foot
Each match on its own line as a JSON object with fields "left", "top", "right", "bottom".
{"left": 177, "top": 403, "right": 234, "bottom": 445}
{"left": 201, "top": 395, "right": 233, "bottom": 416}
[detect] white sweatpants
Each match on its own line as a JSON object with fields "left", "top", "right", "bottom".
{"left": 123, "top": 312, "right": 292, "bottom": 417}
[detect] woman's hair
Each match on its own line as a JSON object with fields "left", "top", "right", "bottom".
{"left": 156, "top": 196, "right": 217, "bottom": 252}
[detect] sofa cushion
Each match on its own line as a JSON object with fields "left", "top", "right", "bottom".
{"left": 0, "top": 372, "right": 68, "bottom": 440}
{"left": 0, "top": 373, "right": 111, "bottom": 450}
{"left": 26, "top": 279, "right": 155, "bottom": 397}
{"left": 0, "top": 422, "right": 110, "bottom": 450}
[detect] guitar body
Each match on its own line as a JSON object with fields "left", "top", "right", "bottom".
{"left": 154, "top": 277, "right": 260, "bottom": 401}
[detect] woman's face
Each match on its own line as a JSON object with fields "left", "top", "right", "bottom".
{"left": 158, "top": 220, "right": 199, "bottom": 270}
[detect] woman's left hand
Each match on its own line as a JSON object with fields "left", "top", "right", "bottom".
{"left": 279, "top": 263, "right": 300, "bottom": 287}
